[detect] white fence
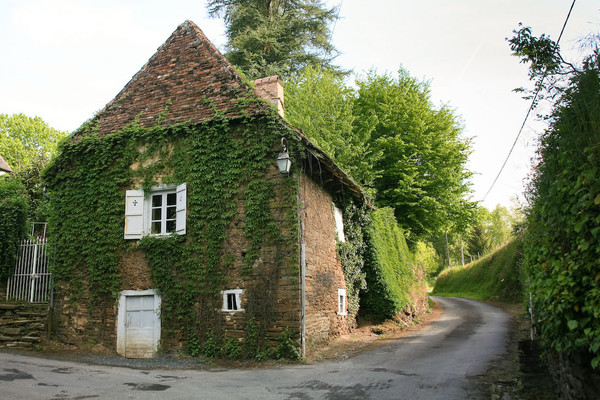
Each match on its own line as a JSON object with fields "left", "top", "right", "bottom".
{"left": 6, "top": 238, "right": 52, "bottom": 303}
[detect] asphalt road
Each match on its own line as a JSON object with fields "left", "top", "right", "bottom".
{"left": 0, "top": 297, "right": 509, "bottom": 399}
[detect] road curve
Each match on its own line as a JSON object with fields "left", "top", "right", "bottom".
{"left": 0, "top": 297, "right": 509, "bottom": 399}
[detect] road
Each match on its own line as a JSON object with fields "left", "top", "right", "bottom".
{"left": 0, "top": 297, "right": 509, "bottom": 399}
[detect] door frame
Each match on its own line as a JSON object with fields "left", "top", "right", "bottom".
{"left": 116, "top": 289, "right": 161, "bottom": 358}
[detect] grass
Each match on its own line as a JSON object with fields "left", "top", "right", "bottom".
{"left": 432, "top": 239, "right": 523, "bottom": 303}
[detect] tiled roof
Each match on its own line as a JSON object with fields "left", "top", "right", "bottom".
{"left": 75, "top": 20, "right": 266, "bottom": 138}
{"left": 0, "top": 155, "right": 13, "bottom": 173}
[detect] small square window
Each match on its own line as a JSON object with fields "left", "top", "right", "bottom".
{"left": 337, "top": 288, "right": 347, "bottom": 316}
{"left": 221, "top": 289, "right": 243, "bottom": 312}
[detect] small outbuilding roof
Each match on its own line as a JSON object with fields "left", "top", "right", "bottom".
{"left": 0, "top": 155, "right": 13, "bottom": 174}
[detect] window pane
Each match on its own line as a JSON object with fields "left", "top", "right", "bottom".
{"left": 166, "top": 205, "right": 176, "bottom": 220}
{"left": 227, "top": 293, "right": 237, "bottom": 310}
{"left": 166, "top": 220, "right": 176, "bottom": 233}
{"left": 152, "top": 208, "right": 162, "bottom": 221}
{"left": 152, "top": 194, "right": 162, "bottom": 207}
{"left": 167, "top": 193, "right": 176, "bottom": 206}
{"left": 151, "top": 221, "right": 162, "bottom": 234}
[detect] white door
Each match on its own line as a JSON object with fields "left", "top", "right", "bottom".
{"left": 117, "top": 290, "right": 161, "bottom": 358}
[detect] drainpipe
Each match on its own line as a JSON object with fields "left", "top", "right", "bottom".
{"left": 298, "top": 174, "right": 306, "bottom": 358}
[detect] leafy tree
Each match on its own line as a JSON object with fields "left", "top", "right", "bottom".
{"left": 516, "top": 26, "right": 600, "bottom": 368}
{"left": 207, "top": 0, "right": 340, "bottom": 80}
{"left": 285, "top": 65, "right": 378, "bottom": 189}
{"left": 0, "top": 113, "right": 67, "bottom": 173}
{"left": 488, "top": 204, "right": 512, "bottom": 249}
{"left": 354, "top": 69, "right": 474, "bottom": 241}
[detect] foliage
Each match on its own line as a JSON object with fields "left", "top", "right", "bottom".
{"left": 433, "top": 239, "right": 523, "bottom": 302}
{"left": 0, "top": 177, "right": 29, "bottom": 279}
{"left": 413, "top": 241, "right": 440, "bottom": 277}
{"left": 0, "top": 113, "right": 67, "bottom": 173}
{"left": 273, "top": 327, "right": 300, "bottom": 360}
{"left": 516, "top": 27, "right": 600, "bottom": 368}
{"left": 336, "top": 200, "right": 368, "bottom": 326}
{"left": 354, "top": 69, "right": 474, "bottom": 241}
{"left": 207, "top": 0, "right": 340, "bottom": 80}
{"left": 360, "top": 207, "right": 415, "bottom": 319}
{"left": 44, "top": 105, "right": 300, "bottom": 359}
{"left": 285, "top": 65, "right": 378, "bottom": 188}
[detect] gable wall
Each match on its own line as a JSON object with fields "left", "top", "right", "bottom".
{"left": 50, "top": 129, "right": 301, "bottom": 353}
{"left": 300, "top": 174, "right": 349, "bottom": 353}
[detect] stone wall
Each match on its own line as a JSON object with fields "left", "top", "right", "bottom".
{"left": 0, "top": 303, "right": 48, "bottom": 348}
{"left": 548, "top": 350, "right": 600, "bottom": 400}
{"left": 51, "top": 161, "right": 300, "bottom": 354}
{"left": 300, "top": 174, "right": 349, "bottom": 353}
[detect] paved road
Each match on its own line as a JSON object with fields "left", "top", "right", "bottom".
{"left": 0, "top": 297, "right": 509, "bottom": 399}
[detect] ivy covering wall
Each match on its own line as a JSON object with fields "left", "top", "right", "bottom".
{"left": 43, "top": 110, "right": 300, "bottom": 357}
{"left": 360, "top": 207, "right": 416, "bottom": 319}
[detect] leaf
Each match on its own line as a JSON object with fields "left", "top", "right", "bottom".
{"left": 567, "top": 320, "right": 578, "bottom": 330}
{"left": 595, "top": 193, "right": 600, "bottom": 205}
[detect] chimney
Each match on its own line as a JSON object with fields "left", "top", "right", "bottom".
{"left": 252, "top": 76, "right": 285, "bottom": 118}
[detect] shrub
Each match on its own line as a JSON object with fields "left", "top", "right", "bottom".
{"left": 360, "top": 208, "right": 414, "bottom": 319}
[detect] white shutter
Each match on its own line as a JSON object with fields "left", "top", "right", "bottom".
{"left": 333, "top": 204, "right": 345, "bottom": 242}
{"left": 124, "top": 189, "right": 144, "bottom": 240}
{"left": 176, "top": 183, "right": 187, "bottom": 235}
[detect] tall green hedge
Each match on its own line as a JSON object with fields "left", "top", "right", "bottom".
{"left": 0, "top": 177, "right": 29, "bottom": 279}
{"left": 523, "top": 57, "right": 600, "bottom": 368}
{"left": 361, "top": 207, "right": 414, "bottom": 319}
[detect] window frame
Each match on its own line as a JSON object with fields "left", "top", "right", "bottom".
{"left": 337, "top": 288, "right": 347, "bottom": 316}
{"left": 124, "top": 183, "right": 186, "bottom": 240}
{"left": 221, "top": 289, "right": 244, "bottom": 312}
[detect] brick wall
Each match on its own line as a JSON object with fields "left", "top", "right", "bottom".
{"left": 300, "top": 174, "right": 349, "bottom": 353}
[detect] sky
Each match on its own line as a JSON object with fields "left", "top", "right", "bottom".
{"left": 1, "top": 0, "right": 599, "bottom": 210}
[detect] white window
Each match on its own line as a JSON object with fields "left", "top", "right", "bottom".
{"left": 221, "top": 289, "right": 243, "bottom": 312}
{"left": 333, "top": 204, "right": 345, "bottom": 242}
{"left": 337, "top": 288, "right": 347, "bottom": 316}
{"left": 124, "top": 183, "right": 186, "bottom": 239}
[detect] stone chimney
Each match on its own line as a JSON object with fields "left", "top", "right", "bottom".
{"left": 253, "top": 76, "right": 285, "bottom": 118}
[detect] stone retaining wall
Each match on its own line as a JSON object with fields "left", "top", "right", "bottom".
{"left": 548, "top": 350, "right": 600, "bottom": 400}
{"left": 0, "top": 303, "right": 48, "bottom": 348}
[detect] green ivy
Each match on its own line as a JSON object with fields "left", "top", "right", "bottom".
{"left": 44, "top": 103, "right": 302, "bottom": 357}
{"left": 336, "top": 199, "right": 368, "bottom": 326}
{"left": 360, "top": 207, "right": 415, "bottom": 319}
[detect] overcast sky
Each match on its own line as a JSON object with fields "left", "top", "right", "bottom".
{"left": 1, "top": 0, "right": 598, "bottom": 210}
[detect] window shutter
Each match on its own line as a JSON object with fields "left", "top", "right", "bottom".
{"left": 124, "top": 189, "right": 144, "bottom": 240}
{"left": 176, "top": 183, "right": 187, "bottom": 235}
{"left": 333, "top": 204, "right": 345, "bottom": 242}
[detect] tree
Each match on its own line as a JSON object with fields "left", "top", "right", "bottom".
{"left": 207, "top": 0, "right": 340, "bottom": 80}
{"left": 0, "top": 113, "right": 67, "bottom": 173}
{"left": 488, "top": 204, "right": 512, "bottom": 249}
{"left": 354, "top": 69, "right": 474, "bottom": 241}
{"left": 285, "top": 65, "right": 378, "bottom": 188}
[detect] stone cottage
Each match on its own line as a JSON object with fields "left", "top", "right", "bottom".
{"left": 46, "top": 20, "right": 365, "bottom": 358}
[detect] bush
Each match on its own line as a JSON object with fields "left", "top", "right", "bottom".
{"left": 360, "top": 208, "right": 414, "bottom": 319}
{"left": 0, "top": 177, "right": 29, "bottom": 279}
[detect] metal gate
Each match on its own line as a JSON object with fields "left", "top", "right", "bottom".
{"left": 6, "top": 237, "right": 52, "bottom": 303}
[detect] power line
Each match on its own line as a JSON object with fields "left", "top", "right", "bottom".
{"left": 481, "top": 0, "right": 576, "bottom": 202}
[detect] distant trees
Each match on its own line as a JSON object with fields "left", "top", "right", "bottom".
{"left": 0, "top": 113, "right": 66, "bottom": 174}
{"left": 207, "top": 0, "right": 340, "bottom": 80}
